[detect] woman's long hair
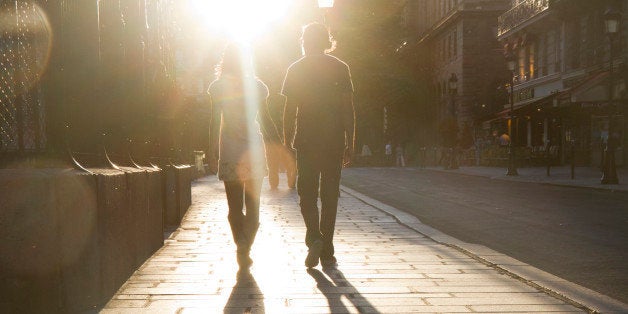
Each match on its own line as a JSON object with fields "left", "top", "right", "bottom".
{"left": 215, "top": 43, "right": 254, "bottom": 79}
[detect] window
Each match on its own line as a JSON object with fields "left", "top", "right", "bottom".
{"left": 448, "top": 34, "right": 452, "bottom": 60}
{"left": 546, "top": 29, "right": 559, "bottom": 74}
{"left": 556, "top": 27, "right": 562, "bottom": 72}
{"left": 538, "top": 33, "right": 546, "bottom": 76}
{"left": 546, "top": 31, "right": 555, "bottom": 75}
{"left": 440, "top": 40, "right": 443, "bottom": 63}
{"left": 452, "top": 30, "right": 457, "bottom": 59}
{"left": 528, "top": 42, "right": 536, "bottom": 79}
{"left": 580, "top": 15, "right": 591, "bottom": 67}
{"left": 565, "top": 20, "right": 580, "bottom": 70}
{"left": 518, "top": 47, "right": 526, "bottom": 81}
{"left": 591, "top": 10, "right": 605, "bottom": 65}
{"left": 443, "top": 37, "right": 448, "bottom": 63}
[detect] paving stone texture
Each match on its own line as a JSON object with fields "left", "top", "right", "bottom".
{"left": 102, "top": 175, "right": 585, "bottom": 313}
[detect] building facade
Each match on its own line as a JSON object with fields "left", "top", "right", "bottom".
{"left": 400, "top": 0, "right": 510, "bottom": 149}
{"left": 497, "top": 0, "right": 627, "bottom": 166}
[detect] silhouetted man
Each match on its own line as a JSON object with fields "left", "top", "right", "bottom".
{"left": 282, "top": 23, "right": 355, "bottom": 268}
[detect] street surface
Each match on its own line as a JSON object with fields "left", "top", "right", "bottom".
{"left": 102, "top": 175, "right": 589, "bottom": 313}
{"left": 340, "top": 167, "right": 628, "bottom": 304}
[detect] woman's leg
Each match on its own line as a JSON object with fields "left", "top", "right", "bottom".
{"left": 225, "top": 180, "right": 256, "bottom": 268}
{"left": 243, "top": 178, "right": 263, "bottom": 249}
{"left": 265, "top": 143, "right": 280, "bottom": 189}
{"left": 224, "top": 180, "right": 246, "bottom": 249}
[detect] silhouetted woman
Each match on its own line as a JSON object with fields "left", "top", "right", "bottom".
{"left": 208, "top": 43, "right": 270, "bottom": 268}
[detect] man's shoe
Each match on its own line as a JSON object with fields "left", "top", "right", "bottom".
{"left": 305, "top": 240, "right": 323, "bottom": 268}
{"left": 320, "top": 256, "right": 337, "bottom": 268}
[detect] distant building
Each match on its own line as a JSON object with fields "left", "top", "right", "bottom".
{"left": 398, "top": 0, "right": 510, "bottom": 147}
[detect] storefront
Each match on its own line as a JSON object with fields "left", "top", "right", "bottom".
{"left": 566, "top": 71, "right": 625, "bottom": 167}
{"left": 481, "top": 70, "right": 626, "bottom": 168}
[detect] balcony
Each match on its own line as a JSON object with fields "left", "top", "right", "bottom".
{"left": 498, "top": 0, "right": 550, "bottom": 37}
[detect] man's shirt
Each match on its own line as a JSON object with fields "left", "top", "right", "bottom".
{"left": 281, "top": 53, "right": 354, "bottom": 152}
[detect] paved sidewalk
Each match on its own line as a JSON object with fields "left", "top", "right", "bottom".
{"left": 102, "top": 176, "right": 597, "bottom": 313}
{"left": 422, "top": 166, "right": 628, "bottom": 192}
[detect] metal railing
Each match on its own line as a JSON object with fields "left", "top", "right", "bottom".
{"left": 0, "top": 1, "right": 47, "bottom": 154}
{"left": 0, "top": 0, "right": 200, "bottom": 168}
{"left": 497, "top": 0, "right": 550, "bottom": 36}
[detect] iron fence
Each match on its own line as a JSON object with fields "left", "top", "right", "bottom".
{"left": 0, "top": 1, "right": 47, "bottom": 154}
{"left": 0, "top": 0, "right": 194, "bottom": 168}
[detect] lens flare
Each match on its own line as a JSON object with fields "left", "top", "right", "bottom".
{"left": 187, "top": 0, "right": 289, "bottom": 42}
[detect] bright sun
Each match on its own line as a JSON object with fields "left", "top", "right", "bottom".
{"left": 188, "top": 0, "right": 290, "bottom": 42}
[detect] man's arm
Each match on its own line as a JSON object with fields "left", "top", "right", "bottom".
{"left": 283, "top": 98, "right": 297, "bottom": 150}
{"left": 342, "top": 92, "right": 355, "bottom": 166}
{"left": 258, "top": 97, "right": 281, "bottom": 143}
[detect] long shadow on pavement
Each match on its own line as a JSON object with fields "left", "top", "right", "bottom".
{"left": 224, "top": 269, "right": 265, "bottom": 314}
{"left": 307, "top": 266, "right": 381, "bottom": 314}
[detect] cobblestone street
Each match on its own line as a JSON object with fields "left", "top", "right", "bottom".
{"left": 101, "top": 175, "right": 587, "bottom": 313}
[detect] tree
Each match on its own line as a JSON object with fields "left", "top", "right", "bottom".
{"left": 332, "top": 0, "right": 429, "bottom": 150}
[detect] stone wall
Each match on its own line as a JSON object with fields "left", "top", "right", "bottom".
{"left": 0, "top": 165, "right": 192, "bottom": 313}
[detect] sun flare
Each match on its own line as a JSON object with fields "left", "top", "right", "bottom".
{"left": 188, "top": 0, "right": 290, "bottom": 42}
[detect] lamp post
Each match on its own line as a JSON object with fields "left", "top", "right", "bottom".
{"left": 317, "top": 0, "right": 334, "bottom": 7}
{"left": 506, "top": 53, "right": 519, "bottom": 176}
{"left": 449, "top": 73, "right": 458, "bottom": 115}
{"left": 448, "top": 73, "right": 459, "bottom": 169}
{"left": 601, "top": 8, "right": 621, "bottom": 184}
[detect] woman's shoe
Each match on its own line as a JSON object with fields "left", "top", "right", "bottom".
{"left": 237, "top": 251, "right": 253, "bottom": 268}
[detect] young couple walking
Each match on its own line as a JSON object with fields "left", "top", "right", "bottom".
{"left": 208, "top": 23, "right": 355, "bottom": 269}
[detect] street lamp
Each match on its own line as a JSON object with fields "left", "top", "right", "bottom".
{"left": 448, "top": 73, "right": 459, "bottom": 169}
{"left": 506, "top": 52, "right": 519, "bottom": 176}
{"left": 318, "top": 0, "right": 334, "bottom": 24}
{"left": 449, "top": 73, "right": 458, "bottom": 109}
{"left": 601, "top": 8, "right": 621, "bottom": 184}
{"left": 449, "top": 73, "right": 458, "bottom": 118}
{"left": 317, "top": 0, "right": 334, "bottom": 8}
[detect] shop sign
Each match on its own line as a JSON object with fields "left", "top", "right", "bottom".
{"left": 580, "top": 103, "right": 604, "bottom": 108}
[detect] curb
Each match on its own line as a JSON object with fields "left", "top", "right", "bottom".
{"left": 340, "top": 185, "right": 628, "bottom": 314}
{"left": 418, "top": 167, "right": 628, "bottom": 194}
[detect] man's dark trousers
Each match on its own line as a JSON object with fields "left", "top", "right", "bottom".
{"left": 296, "top": 148, "right": 344, "bottom": 259}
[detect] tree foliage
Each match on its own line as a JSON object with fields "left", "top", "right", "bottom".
{"left": 332, "top": 0, "right": 429, "bottom": 147}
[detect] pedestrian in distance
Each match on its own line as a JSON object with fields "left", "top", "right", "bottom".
{"left": 266, "top": 93, "right": 297, "bottom": 189}
{"left": 208, "top": 43, "right": 272, "bottom": 269}
{"left": 259, "top": 93, "right": 286, "bottom": 190}
{"left": 395, "top": 143, "right": 406, "bottom": 167}
{"left": 282, "top": 22, "right": 355, "bottom": 268}
{"left": 385, "top": 142, "right": 393, "bottom": 166}
{"left": 360, "top": 143, "right": 372, "bottom": 166}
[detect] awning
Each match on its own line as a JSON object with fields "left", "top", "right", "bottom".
{"left": 494, "top": 93, "right": 560, "bottom": 118}
{"left": 568, "top": 70, "right": 626, "bottom": 103}
{"left": 483, "top": 70, "right": 625, "bottom": 123}
{"left": 569, "top": 72, "right": 610, "bottom": 103}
